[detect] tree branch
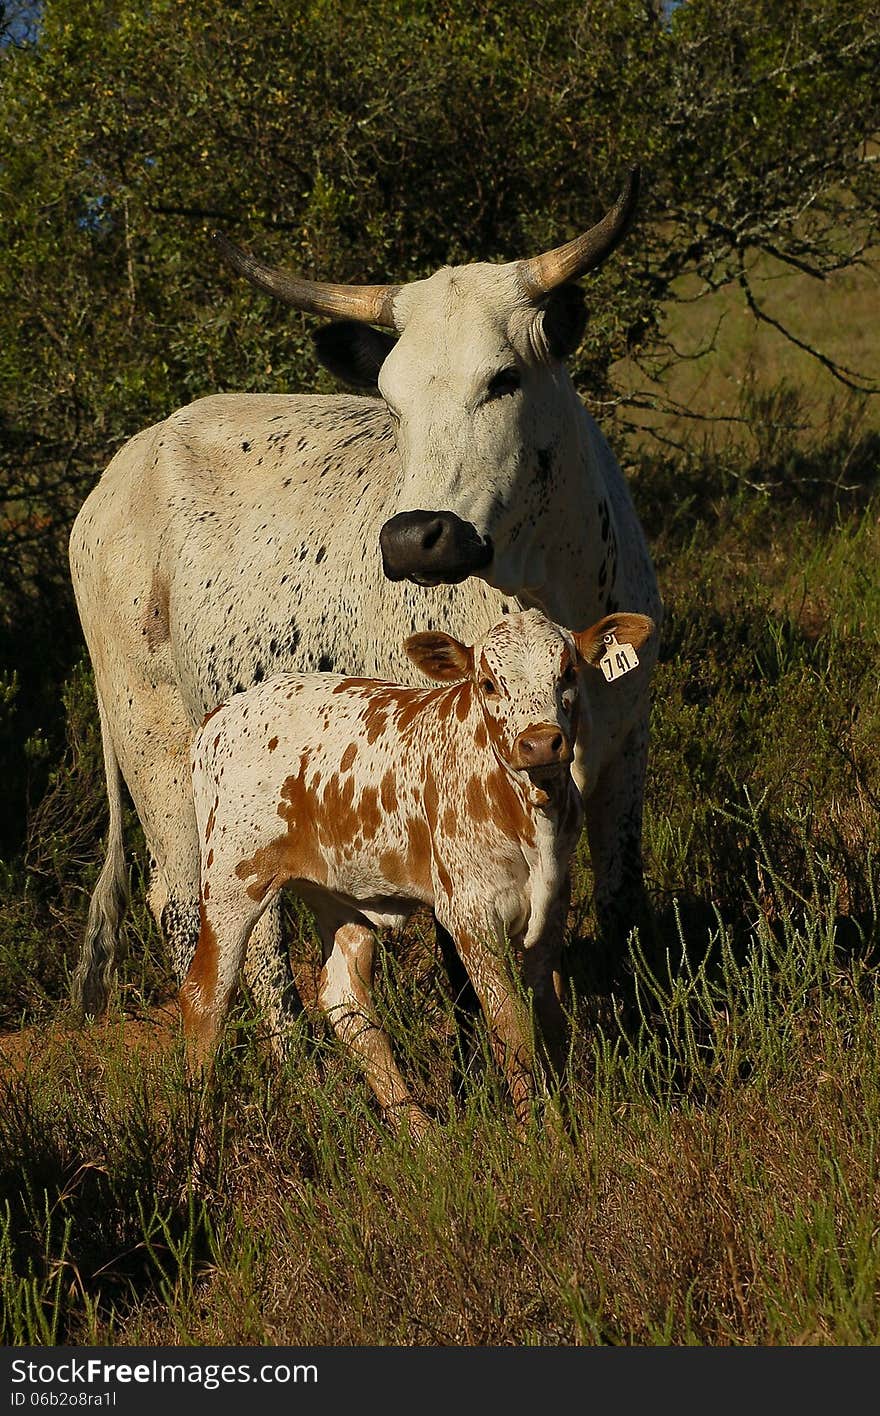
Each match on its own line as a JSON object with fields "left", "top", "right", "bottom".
{"left": 737, "top": 259, "right": 880, "bottom": 395}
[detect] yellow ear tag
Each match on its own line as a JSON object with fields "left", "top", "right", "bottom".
{"left": 598, "top": 632, "right": 639, "bottom": 683}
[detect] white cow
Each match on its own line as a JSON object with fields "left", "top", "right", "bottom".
{"left": 69, "top": 168, "right": 662, "bottom": 1045}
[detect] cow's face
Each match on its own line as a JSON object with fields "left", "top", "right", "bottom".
{"left": 406, "top": 609, "right": 654, "bottom": 780}
{"left": 373, "top": 265, "right": 588, "bottom": 594}
{"left": 214, "top": 171, "right": 638, "bottom": 594}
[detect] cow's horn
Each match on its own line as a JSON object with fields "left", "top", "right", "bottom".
{"left": 517, "top": 167, "right": 640, "bottom": 297}
{"left": 213, "top": 231, "right": 400, "bottom": 328}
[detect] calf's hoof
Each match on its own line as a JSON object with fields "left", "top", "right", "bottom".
{"left": 387, "top": 1102, "right": 433, "bottom": 1143}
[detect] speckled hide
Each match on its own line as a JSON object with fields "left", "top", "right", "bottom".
{"left": 69, "top": 235, "right": 662, "bottom": 1045}
{"left": 183, "top": 609, "right": 654, "bottom": 1130}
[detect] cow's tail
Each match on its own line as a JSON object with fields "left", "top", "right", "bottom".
{"left": 70, "top": 694, "right": 129, "bottom": 1021}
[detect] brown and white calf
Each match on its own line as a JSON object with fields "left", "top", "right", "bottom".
{"left": 183, "top": 608, "right": 654, "bottom": 1133}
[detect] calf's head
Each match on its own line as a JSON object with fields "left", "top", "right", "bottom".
{"left": 214, "top": 169, "right": 639, "bottom": 594}
{"left": 405, "top": 608, "right": 654, "bottom": 780}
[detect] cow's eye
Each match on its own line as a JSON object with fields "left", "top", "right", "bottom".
{"left": 481, "top": 677, "right": 499, "bottom": 696}
{"left": 563, "top": 663, "right": 577, "bottom": 683}
{"left": 486, "top": 367, "right": 520, "bottom": 401}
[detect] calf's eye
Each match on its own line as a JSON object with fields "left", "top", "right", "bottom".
{"left": 481, "top": 677, "right": 498, "bottom": 696}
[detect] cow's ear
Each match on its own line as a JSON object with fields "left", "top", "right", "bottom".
{"left": 574, "top": 612, "right": 655, "bottom": 667}
{"left": 404, "top": 632, "right": 473, "bottom": 682}
{"left": 312, "top": 321, "right": 397, "bottom": 389}
{"left": 537, "top": 284, "right": 587, "bottom": 360}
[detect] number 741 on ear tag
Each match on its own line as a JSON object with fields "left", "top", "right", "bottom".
{"left": 599, "top": 632, "right": 639, "bottom": 683}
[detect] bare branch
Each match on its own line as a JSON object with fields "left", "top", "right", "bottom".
{"left": 738, "top": 261, "right": 880, "bottom": 395}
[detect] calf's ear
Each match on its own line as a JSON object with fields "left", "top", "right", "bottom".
{"left": 404, "top": 632, "right": 474, "bottom": 682}
{"left": 312, "top": 321, "right": 397, "bottom": 389}
{"left": 574, "top": 612, "right": 655, "bottom": 667}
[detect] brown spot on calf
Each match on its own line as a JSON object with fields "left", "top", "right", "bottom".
{"left": 487, "top": 767, "right": 536, "bottom": 848}
{"left": 380, "top": 770, "right": 398, "bottom": 813}
{"left": 404, "top": 815, "right": 432, "bottom": 894}
{"left": 364, "top": 705, "right": 388, "bottom": 744}
{"left": 379, "top": 848, "right": 406, "bottom": 886}
{"left": 319, "top": 771, "right": 360, "bottom": 851}
{"left": 235, "top": 759, "right": 330, "bottom": 899}
{"left": 466, "top": 774, "right": 490, "bottom": 823}
{"left": 359, "top": 785, "right": 381, "bottom": 840}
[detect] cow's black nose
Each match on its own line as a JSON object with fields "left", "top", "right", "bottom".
{"left": 380, "top": 510, "right": 493, "bottom": 585}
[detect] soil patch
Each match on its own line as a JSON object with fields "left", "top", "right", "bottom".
{"left": 0, "top": 1001, "right": 180, "bottom": 1075}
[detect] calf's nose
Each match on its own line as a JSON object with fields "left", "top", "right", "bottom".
{"left": 512, "top": 724, "right": 571, "bottom": 770}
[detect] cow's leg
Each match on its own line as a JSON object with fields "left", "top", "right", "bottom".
{"left": 583, "top": 717, "right": 652, "bottom": 965}
{"left": 450, "top": 925, "right": 538, "bottom": 1126}
{"left": 72, "top": 671, "right": 204, "bottom": 1016}
{"left": 316, "top": 918, "right": 431, "bottom": 1139}
{"left": 433, "top": 917, "right": 480, "bottom": 1095}
{"left": 240, "top": 903, "right": 304, "bottom": 1053}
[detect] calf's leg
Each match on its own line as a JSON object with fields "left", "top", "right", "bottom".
{"left": 179, "top": 885, "right": 263, "bottom": 1077}
{"left": 317, "top": 920, "right": 431, "bottom": 1139}
{"left": 522, "top": 878, "right": 572, "bottom": 1084}
{"left": 451, "top": 926, "right": 539, "bottom": 1126}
